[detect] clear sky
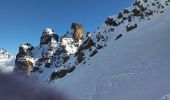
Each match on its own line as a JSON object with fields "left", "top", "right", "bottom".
{"left": 0, "top": 0, "right": 133, "bottom": 55}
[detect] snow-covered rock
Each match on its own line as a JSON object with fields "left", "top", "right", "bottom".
{"left": 0, "top": 48, "right": 15, "bottom": 73}
{"left": 40, "top": 28, "right": 59, "bottom": 45}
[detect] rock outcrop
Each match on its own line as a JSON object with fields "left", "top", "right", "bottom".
{"left": 71, "top": 23, "right": 84, "bottom": 42}
{"left": 40, "top": 28, "right": 59, "bottom": 45}
{"left": 15, "top": 43, "right": 35, "bottom": 75}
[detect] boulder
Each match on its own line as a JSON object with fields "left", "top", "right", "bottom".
{"left": 126, "top": 24, "right": 138, "bottom": 32}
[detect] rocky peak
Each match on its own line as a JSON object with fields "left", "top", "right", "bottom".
{"left": 40, "top": 28, "right": 59, "bottom": 45}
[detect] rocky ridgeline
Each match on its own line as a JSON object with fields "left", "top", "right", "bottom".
{"left": 105, "top": 0, "right": 170, "bottom": 34}
{"left": 14, "top": 0, "right": 170, "bottom": 82}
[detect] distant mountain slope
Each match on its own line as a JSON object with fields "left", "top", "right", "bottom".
{"left": 0, "top": 48, "right": 15, "bottom": 73}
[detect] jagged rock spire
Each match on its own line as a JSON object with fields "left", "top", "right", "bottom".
{"left": 71, "top": 23, "right": 84, "bottom": 42}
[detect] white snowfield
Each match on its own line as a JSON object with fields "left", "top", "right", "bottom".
{"left": 52, "top": 5, "right": 170, "bottom": 100}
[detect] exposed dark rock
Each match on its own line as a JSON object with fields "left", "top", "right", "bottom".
{"left": 123, "top": 9, "right": 130, "bottom": 14}
{"left": 115, "top": 34, "right": 123, "bottom": 40}
{"left": 123, "top": 17, "right": 127, "bottom": 21}
{"left": 145, "top": 10, "right": 153, "bottom": 16}
{"left": 110, "top": 28, "right": 114, "bottom": 32}
{"left": 128, "top": 16, "right": 132, "bottom": 22}
{"left": 63, "top": 56, "right": 70, "bottom": 64}
{"left": 133, "top": 0, "right": 141, "bottom": 6}
{"left": 32, "top": 67, "right": 43, "bottom": 73}
{"left": 118, "top": 12, "right": 123, "bottom": 19}
{"left": 132, "top": 8, "right": 141, "bottom": 16}
{"left": 105, "top": 17, "right": 118, "bottom": 26}
{"left": 83, "top": 38, "right": 95, "bottom": 50}
{"left": 126, "top": 24, "right": 138, "bottom": 32}
{"left": 139, "top": 5, "right": 146, "bottom": 12}
{"left": 96, "top": 44, "right": 103, "bottom": 50}
{"left": 76, "top": 52, "right": 85, "bottom": 63}
{"left": 45, "top": 62, "right": 51, "bottom": 68}
{"left": 56, "top": 69, "right": 68, "bottom": 78}
{"left": 89, "top": 49, "right": 98, "bottom": 57}
{"left": 160, "top": 11, "right": 164, "bottom": 13}
{"left": 96, "top": 32, "right": 106, "bottom": 42}
{"left": 67, "top": 66, "right": 76, "bottom": 73}
{"left": 144, "top": 0, "right": 148, "bottom": 3}
{"left": 49, "top": 66, "right": 76, "bottom": 83}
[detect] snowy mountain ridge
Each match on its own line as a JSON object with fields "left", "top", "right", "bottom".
{"left": 14, "top": 0, "right": 170, "bottom": 81}
{"left": 0, "top": 48, "right": 13, "bottom": 63}
{"left": 12, "top": 0, "right": 170, "bottom": 100}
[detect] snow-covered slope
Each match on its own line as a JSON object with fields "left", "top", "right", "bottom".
{"left": 48, "top": 1, "right": 170, "bottom": 100}
{"left": 0, "top": 48, "right": 15, "bottom": 73}
{"left": 13, "top": 0, "right": 170, "bottom": 100}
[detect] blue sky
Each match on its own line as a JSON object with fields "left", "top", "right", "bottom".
{"left": 0, "top": 0, "right": 133, "bottom": 55}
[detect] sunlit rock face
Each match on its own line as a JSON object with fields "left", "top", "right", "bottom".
{"left": 71, "top": 23, "right": 84, "bottom": 42}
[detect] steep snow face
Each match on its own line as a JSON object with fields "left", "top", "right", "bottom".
{"left": 0, "top": 48, "right": 15, "bottom": 73}
{"left": 50, "top": 2, "right": 170, "bottom": 100}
